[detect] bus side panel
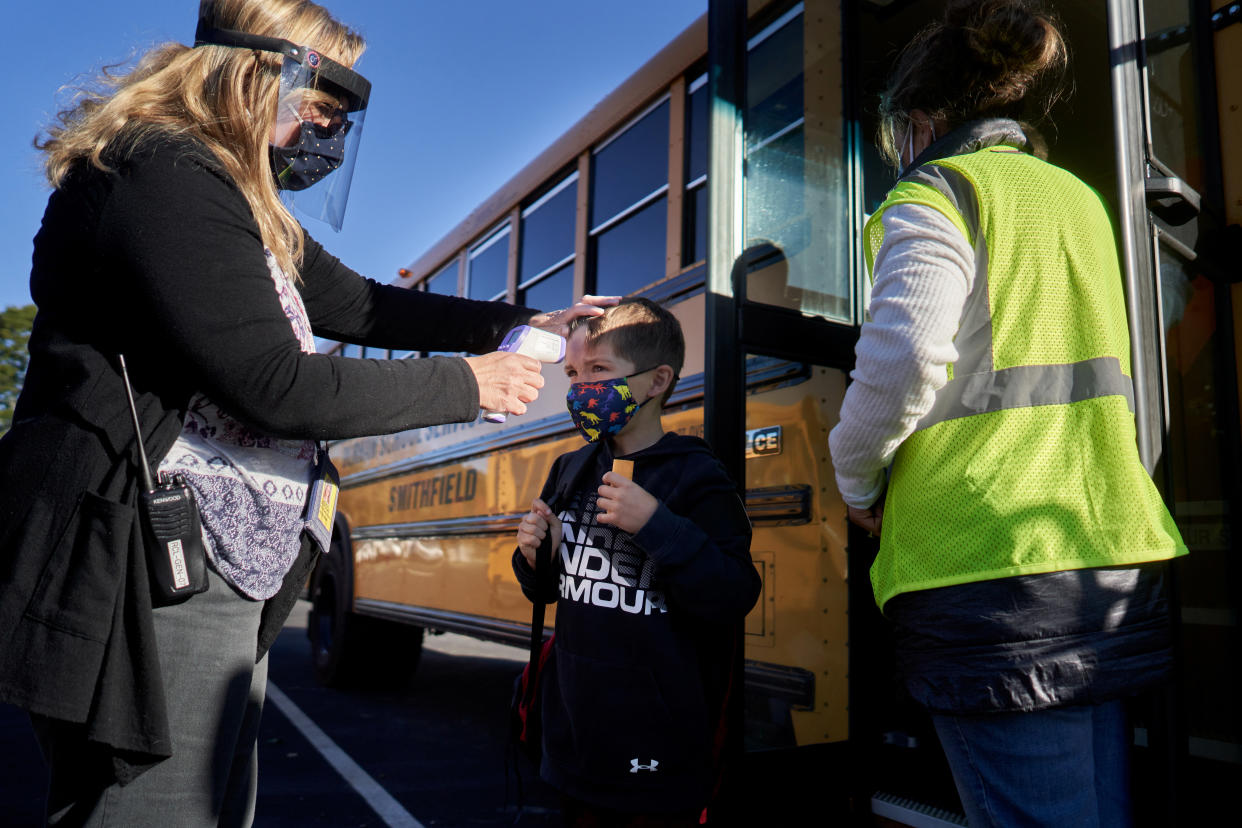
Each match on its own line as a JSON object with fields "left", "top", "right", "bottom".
{"left": 346, "top": 437, "right": 577, "bottom": 630}
{"left": 744, "top": 365, "right": 849, "bottom": 747}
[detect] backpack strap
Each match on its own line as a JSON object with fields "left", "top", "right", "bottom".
{"left": 525, "top": 443, "right": 603, "bottom": 665}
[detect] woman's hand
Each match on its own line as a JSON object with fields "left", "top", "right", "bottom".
{"left": 526, "top": 295, "right": 621, "bottom": 338}
{"left": 463, "top": 352, "right": 545, "bottom": 416}
{"left": 595, "top": 472, "right": 659, "bottom": 534}
{"left": 517, "top": 498, "right": 562, "bottom": 567}
{"left": 847, "top": 503, "right": 884, "bottom": 536}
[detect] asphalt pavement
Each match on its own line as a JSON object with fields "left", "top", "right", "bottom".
{"left": 0, "top": 602, "right": 565, "bottom": 827}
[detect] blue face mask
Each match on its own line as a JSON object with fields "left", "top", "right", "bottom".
{"left": 269, "top": 118, "right": 350, "bottom": 191}
{"left": 565, "top": 368, "right": 657, "bottom": 443}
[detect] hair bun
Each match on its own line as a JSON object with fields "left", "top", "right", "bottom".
{"left": 876, "top": 0, "right": 1069, "bottom": 149}
{"left": 945, "top": 0, "right": 1065, "bottom": 104}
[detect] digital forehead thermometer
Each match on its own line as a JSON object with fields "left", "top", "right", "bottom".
{"left": 483, "top": 325, "right": 567, "bottom": 424}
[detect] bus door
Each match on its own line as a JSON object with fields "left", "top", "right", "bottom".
{"left": 1107, "top": 0, "right": 1241, "bottom": 822}
{"left": 711, "top": 0, "right": 1241, "bottom": 822}
{"left": 704, "top": 0, "right": 937, "bottom": 818}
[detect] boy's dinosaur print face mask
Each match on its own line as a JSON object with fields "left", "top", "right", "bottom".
{"left": 565, "top": 369, "right": 656, "bottom": 443}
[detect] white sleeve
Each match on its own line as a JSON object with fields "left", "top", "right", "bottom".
{"left": 828, "top": 203, "right": 976, "bottom": 508}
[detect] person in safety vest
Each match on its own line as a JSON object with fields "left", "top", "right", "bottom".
{"left": 828, "top": 1, "right": 1187, "bottom": 826}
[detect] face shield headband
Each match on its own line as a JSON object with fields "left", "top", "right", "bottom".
{"left": 194, "top": 23, "right": 371, "bottom": 231}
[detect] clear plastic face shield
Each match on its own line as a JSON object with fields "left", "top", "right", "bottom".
{"left": 194, "top": 21, "right": 371, "bottom": 231}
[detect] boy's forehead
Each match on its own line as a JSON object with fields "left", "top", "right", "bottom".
{"left": 567, "top": 331, "right": 625, "bottom": 364}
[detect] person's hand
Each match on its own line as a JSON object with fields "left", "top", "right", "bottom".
{"left": 463, "top": 351, "right": 544, "bottom": 416}
{"left": 517, "top": 498, "right": 562, "bottom": 567}
{"left": 847, "top": 503, "right": 884, "bottom": 537}
{"left": 596, "top": 472, "right": 658, "bottom": 534}
{"left": 526, "top": 295, "right": 621, "bottom": 338}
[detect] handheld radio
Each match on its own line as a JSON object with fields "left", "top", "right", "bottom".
{"left": 483, "top": 326, "right": 566, "bottom": 424}
{"left": 119, "top": 355, "right": 209, "bottom": 604}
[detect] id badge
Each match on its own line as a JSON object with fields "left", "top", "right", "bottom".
{"left": 304, "top": 449, "right": 340, "bottom": 553}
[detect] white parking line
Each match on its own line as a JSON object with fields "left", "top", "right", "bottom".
{"left": 266, "top": 682, "right": 425, "bottom": 828}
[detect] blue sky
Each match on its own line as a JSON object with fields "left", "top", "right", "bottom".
{"left": 4, "top": 0, "right": 706, "bottom": 311}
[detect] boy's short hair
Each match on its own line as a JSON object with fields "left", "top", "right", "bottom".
{"left": 570, "top": 298, "right": 685, "bottom": 405}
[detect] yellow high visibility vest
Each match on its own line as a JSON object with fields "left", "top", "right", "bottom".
{"left": 863, "top": 145, "right": 1186, "bottom": 611}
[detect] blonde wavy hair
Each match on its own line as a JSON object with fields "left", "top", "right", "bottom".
{"left": 36, "top": 0, "right": 365, "bottom": 280}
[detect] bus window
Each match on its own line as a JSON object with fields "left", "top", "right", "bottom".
{"left": 743, "top": 2, "right": 852, "bottom": 323}
{"left": 520, "top": 173, "right": 576, "bottom": 283}
{"left": 424, "top": 260, "right": 459, "bottom": 296}
{"left": 1145, "top": 3, "right": 1205, "bottom": 192}
{"left": 520, "top": 260, "right": 572, "bottom": 312}
{"left": 594, "top": 197, "right": 667, "bottom": 296}
{"left": 468, "top": 224, "right": 510, "bottom": 302}
{"left": 684, "top": 73, "right": 708, "bottom": 267}
{"left": 591, "top": 97, "right": 671, "bottom": 296}
{"left": 519, "top": 172, "right": 576, "bottom": 310}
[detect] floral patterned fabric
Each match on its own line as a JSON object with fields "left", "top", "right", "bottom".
{"left": 157, "top": 251, "right": 318, "bottom": 599}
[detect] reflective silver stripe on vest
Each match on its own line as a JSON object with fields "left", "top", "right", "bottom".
{"left": 915, "top": 356, "right": 1136, "bottom": 429}
{"left": 901, "top": 163, "right": 1136, "bottom": 431}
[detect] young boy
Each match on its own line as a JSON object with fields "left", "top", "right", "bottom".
{"left": 513, "top": 298, "right": 759, "bottom": 827}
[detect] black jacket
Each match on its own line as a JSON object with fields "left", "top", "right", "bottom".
{"left": 886, "top": 564, "right": 1174, "bottom": 714}
{"left": 0, "top": 135, "right": 533, "bottom": 781}
{"left": 513, "top": 434, "right": 759, "bottom": 813}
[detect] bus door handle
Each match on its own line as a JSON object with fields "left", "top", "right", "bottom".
{"left": 1145, "top": 172, "right": 1200, "bottom": 227}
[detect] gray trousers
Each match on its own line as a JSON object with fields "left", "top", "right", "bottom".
{"left": 33, "top": 567, "right": 268, "bottom": 827}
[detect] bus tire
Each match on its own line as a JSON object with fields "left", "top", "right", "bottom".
{"left": 307, "top": 531, "right": 424, "bottom": 689}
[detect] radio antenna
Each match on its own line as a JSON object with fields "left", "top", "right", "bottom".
{"left": 118, "top": 354, "right": 156, "bottom": 492}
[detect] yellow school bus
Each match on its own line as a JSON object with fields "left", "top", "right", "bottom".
{"left": 312, "top": 1, "right": 1242, "bottom": 822}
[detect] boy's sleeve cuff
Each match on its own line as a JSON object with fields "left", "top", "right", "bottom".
{"left": 631, "top": 502, "right": 700, "bottom": 568}
{"left": 512, "top": 547, "right": 536, "bottom": 584}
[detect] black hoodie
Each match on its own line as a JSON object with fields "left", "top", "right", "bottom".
{"left": 512, "top": 432, "right": 759, "bottom": 814}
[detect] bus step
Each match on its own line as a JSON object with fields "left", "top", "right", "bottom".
{"left": 871, "top": 792, "right": 967, "bottom": 827}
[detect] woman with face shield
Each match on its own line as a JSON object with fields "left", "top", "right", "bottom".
{"left": 269, "top": 90, "right": 351, "bottom": 189}
{"left": 827, "top": 1, "right": 1185, "bottom": 826}
{"left": 0, "top": 1, "right": 612, "bottom": 824}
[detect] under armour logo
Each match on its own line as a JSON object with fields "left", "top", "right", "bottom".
{"left": 630, "top": 758, "right": 659, "bottom": 773}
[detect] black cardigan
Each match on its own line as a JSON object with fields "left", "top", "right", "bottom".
{"left": 0, "top": 136, "right": 533, "bottom": 782}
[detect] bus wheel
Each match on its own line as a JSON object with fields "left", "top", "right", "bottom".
{"left": 307, "top": 542, "right": 424, "bottom": 689}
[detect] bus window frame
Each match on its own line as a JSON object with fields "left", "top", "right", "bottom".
{"left": 685, "top": 71, "right": 709, "bottom": 268}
